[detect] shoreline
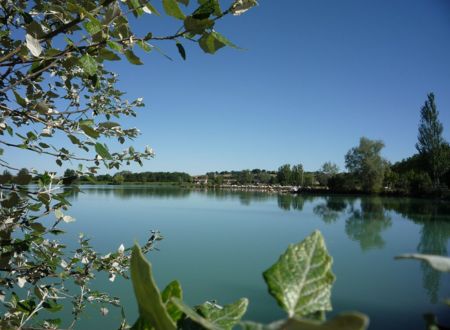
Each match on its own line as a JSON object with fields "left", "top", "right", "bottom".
{"left": 63, "top": 182, "right": 449, "bottom": 200}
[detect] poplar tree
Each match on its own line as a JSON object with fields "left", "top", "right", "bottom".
{"left": 416, "top": 93, "right": 449, "bottom": 188}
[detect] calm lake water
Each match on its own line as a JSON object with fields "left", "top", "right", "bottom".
{"left": 58, "top": 185, "right": 450, "bottom": 329}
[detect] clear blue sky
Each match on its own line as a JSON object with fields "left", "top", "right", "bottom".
{"left": 10, "top": 0, "right": 450, "bottom": 174}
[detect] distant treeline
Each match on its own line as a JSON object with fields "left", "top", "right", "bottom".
{"left": 4, "top": 93, "right": 448, "bottom": 198}
{"left": 68, "top": 170, "right": 192, "bottom": 185}
{"left": 204, "top": 167, "right": 321, "bottom": 186}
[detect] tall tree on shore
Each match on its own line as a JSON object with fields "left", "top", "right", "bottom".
{"left": 416, "top": 93, "right": 449, "bottom": 188}
{"left": 291, "top": 164, "right": 304, "bottom": 186}
{"left": 345, "top": 137, "right": 387, "bottom": 193}
{"left": 277, "top": 164, "right": 292, "bottom": 185}
{"left": 62, "top": 168, "right": 79, "bottom": 185}
{"left": 14, "top": 168, "right": 32, "bottom": 185}
{"left": 317, "top": 162, "right": 339, "bottom": 186}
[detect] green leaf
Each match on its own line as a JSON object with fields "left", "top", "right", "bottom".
{"left": 210, "top": 31, "right": 240, "bottom": 49}
{"left": 162, "top": 0, "right": 186, "bottom": 20}
{"left": 196, "top": 298, "right": 249, "bottom": 330}
{"left": 79, "top": 54, "right": 97, "bottom": 76}
{"left": 127, "top": 0, "right": 144, "bottom": 17}
{"left": 161, "top": 280, "right": 183, "bottom": 322}
{"left": 80, "top": 125, "right": 100, "bottom": 139}
{"left": 144, "top": 32, "right": 153, "bottom": 41}
{"left": 30, "top": 222, "right": 46, "bottom": 233}
{"left": 79, "top": 119, "right": 94, "bottom": 127}
{"left": 26, "top": 131, "right": 37, "bottom": 141}
{"left": 99, "top": 121, "right": 120, "bottom": 129}
{"left": 38, "top": 192, "right": 50, "bottom": 205}
{"left": 35, "top": 101, "right": 50, "bottom": 114}
{"left": 95, "top": 143, "right": 112, "bottom": 160}
{"left": 176, "top": 42, "right": 186, "bottom": 60}
{"left": 42, "top": 300, "right": 63, "bottom": 313}
{"left": 28, "top": 203, "right": 42, "bottom": 211}
{"left": 137, "top": 40, "right": 152, "bottom": 52}
{"left": 84, "top": 19, "right": 103, "bottom": 35}
{"left": 104, "top": 1, "right": 122, "bottom": 24}
{"left": 1, "top": 192, "right": 20, "bottom": 208}
{"left": 13, "top": 91, "right": 27, "bottom": 107}
{"left": 184, "top": 16, "right": 214, "bottom": 35}
{"left": 198, "top": 32, "right": 225, "bottom": 54}
{"left": 193, "top": 0, "right": 221, "bottom": 18}
{"left": 67, "top": 134, "right": 81, "bottom": 145}
{"left": 263, "top": 230, "right": 335, "bottom": 318}
{"left": 171, "top": 298, "right": 220, "bottom": 330}
{"left": 178, "top": 0, "right": 189, "bottom": 5}
{"left": 125, "top": 49, "right": 143, "bottom": 65}
{"left": 0, "top": 30, "right": 9, "bottom": 39}
{"left": 130, "top": 244, "right": 176, "bottom": 330}
{"left": 99, "top": 48, "right": 121, "bottom": 61}
{"left": 239, "top": 313, "right": 369, "bottom": 330}
{"left": 38, "top": 142, "right": 49, "bottom": 149}
{"left": 395, "top": 254, "right": 450, "bottom": 272}
{"left": 107, "top": 40, "right": 124, "bottom": 53}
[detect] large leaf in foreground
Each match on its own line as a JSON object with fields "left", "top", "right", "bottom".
{"left": 196, "top": 298, "right": 249, "bottom": 330}
{"left": 130, "top": 244, "right": 176, "bottom": 330}
{"left": 239, "top": 312, "right": 369, "bottom": 330}
{"left": 395, "top": 254, "right": 450, "bottom": 272}
{"left": 263, "top": 230, "right": 335, "bottom": 317}
{"left": 172, "top": 297, "right": 248, "bottom": 330}
{"left": 172, "top": 298, "right": 220, "bottom": 330}
{"left": 162, "top": 280, "right": 183, "bottom": 322}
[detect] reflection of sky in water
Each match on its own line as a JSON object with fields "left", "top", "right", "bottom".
{"left": 58, "top": 186, "right": 450, "bottom": 329}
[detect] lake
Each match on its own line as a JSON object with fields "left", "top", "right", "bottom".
{"left": 58, "top": 185, "right": 450, "bottom": 329}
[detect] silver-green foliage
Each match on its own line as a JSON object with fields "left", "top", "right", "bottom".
{"left": 263, "top": 230, "right": 335, "bottom": 318}
{"left": 130, "top": 230, "right": 369, "bottom": 330}
{"left": 0, "top": 0, "right": 257, "bottom": 327}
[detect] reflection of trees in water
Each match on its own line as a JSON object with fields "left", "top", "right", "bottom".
{"left": 76, "top": 185, "right": 192, "bottom": 199}
{"left": 277, "top": 194, "right": 316, "bottom": 211}
{"left": 70, "top": 186, "right": 450, "bottom": 303}
{"left": 383, "top": 199, "right": 450, "bottom": 304}
{"left": 313, "top": 196, "right": 350, "bottom": 223}
{"left": 204, "top": 189, "right": 272, "bottom": 206}
{"left": 312, "top": 196, "right": 393, "bottom": 249}
{"left": 418, "top": 220, "right": 450, "bottom": 303}
{"left": 61, "top": 186, "right": 81, "bottom": 201}
{"left": 345, "top": 197, "right": 392, "bottom": 251}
